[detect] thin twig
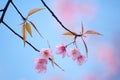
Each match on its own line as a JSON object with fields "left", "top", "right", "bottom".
{"left": 0, "top": 0, "right": 11, "bottom": 23}
{"left": 11, "top": 1, "right": 25, "bottom": 20}
{"left": 47, "top": 40, "right": 51, "bottom": 48}
{"left": 74, "top": 41, "right": 78, "bottom": 48}
{"left": 66, "top": 41, "right": 75, "bottom": 47}
{"left": 49, "top": 58, "right": 64, "bottom": 71}
{"left": 41, "top": 0, "right": 76, "bottom": 35}
{"left": 0, "top": 0, "right": 64, "bottom": 71}
{"left": 2, "top": 21, "right": 40, "bottom": 52}
{"left": 0, "top": 9, "right": 4, "bottom": 12}
{"left": 81, "top": 37, "right": 88, "bottom": 57}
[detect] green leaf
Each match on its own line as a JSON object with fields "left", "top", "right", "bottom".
{"left": 22, "top": 24, "right": 26, "bottom": 47}
{"left": 28, "top": 8, "right": 45, "bottom": 16}
{"left": 29, "top": 21, "right": 44, "bottom": 38}
{"left": 25, "top": 22, "right": 32, "bottom": 37}
{"left": 85, "top": 30, "right": 102, "bottom": 35}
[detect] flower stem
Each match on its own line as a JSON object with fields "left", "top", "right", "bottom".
{"left": 49, "top": 58, "right": 64, "bottom": 71}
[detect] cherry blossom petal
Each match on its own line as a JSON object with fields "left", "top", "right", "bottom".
{"left": 34, "top": 58, "right": 48, "bottom": 73}
{"left": 56, "top": 44, "right": 66, "bottom": 58}
{"left": 77, "top": 55, "right": 87, "bottom": 65}
{"left": 68, "top": 48, "right": 81, "bottom": 60}
{"left": 40, "top": 48, "right": 53, "bottom": 59}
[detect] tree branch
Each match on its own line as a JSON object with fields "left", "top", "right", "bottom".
{"left": 2, "top": 21, "right": 40, "bottom": 52}
{"left": 0, "top": 0, "right": 11, "bottom": 23}
{"left": 40, "top": 0, "right": 76, "bottom": 35}
{"left": 11, "top": 1, "right": 26, "bottom": 20}
{"left": 2, "top": 21, "right": 64, "bottom": 71}
{"left": 0, "top": 0, "right": 39, "bottom": 52}
{"left": 0, "top": 0, "right": 65, "bottom": 71}
{"left": 0, "top": 9, "right": 4, "bottom": 12}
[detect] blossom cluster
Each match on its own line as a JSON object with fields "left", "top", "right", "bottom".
{"left": 56, "top": 44, "right": 87, "bottom": 65}
{"left": 34, "top": 44, "right": 87, "bottom": 73}
{"left": 34, "top": 48, "right": 52, "bottom": 73}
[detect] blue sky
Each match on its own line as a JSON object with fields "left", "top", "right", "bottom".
{"left": 0, "top": 0, "right": 120, "bottom": 80}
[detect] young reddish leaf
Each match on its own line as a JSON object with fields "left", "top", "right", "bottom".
{"left": 81, "top": 37, "right": 88, "bottom": 57}
{"left": 81, "top": 22, "right": 84, "bottom": 34}
{"left": 25, "top": 22, "right": 32, "bottom": 37}
{"left": 28, "top": 8, "right": 45, "bottom": 16}
{"left": 85, "top": 30, "right": 102, "bottom": 35}
{"left": 29, "top": 21, "right": 44, "bottom": 38}
{"left": 63, "top": 32, "right": 75, "bottom": 36}
{"left": 22, "top": 24, "right": 26, "bottom": 47}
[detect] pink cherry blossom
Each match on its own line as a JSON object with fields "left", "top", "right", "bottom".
{"left": 56, "top": 44, "right": 66, "bottom": 58}
{"left": 77, "top": 55, "right": 87, "bottom": 65}
{"left": 40, "top": 48, "right": 53, "bottom": 59}
{"left": 68, "top": 48, "right": 81, "bottom": 60}
{"left": 34, "top": 58, "right": 48, "bottom": 73}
